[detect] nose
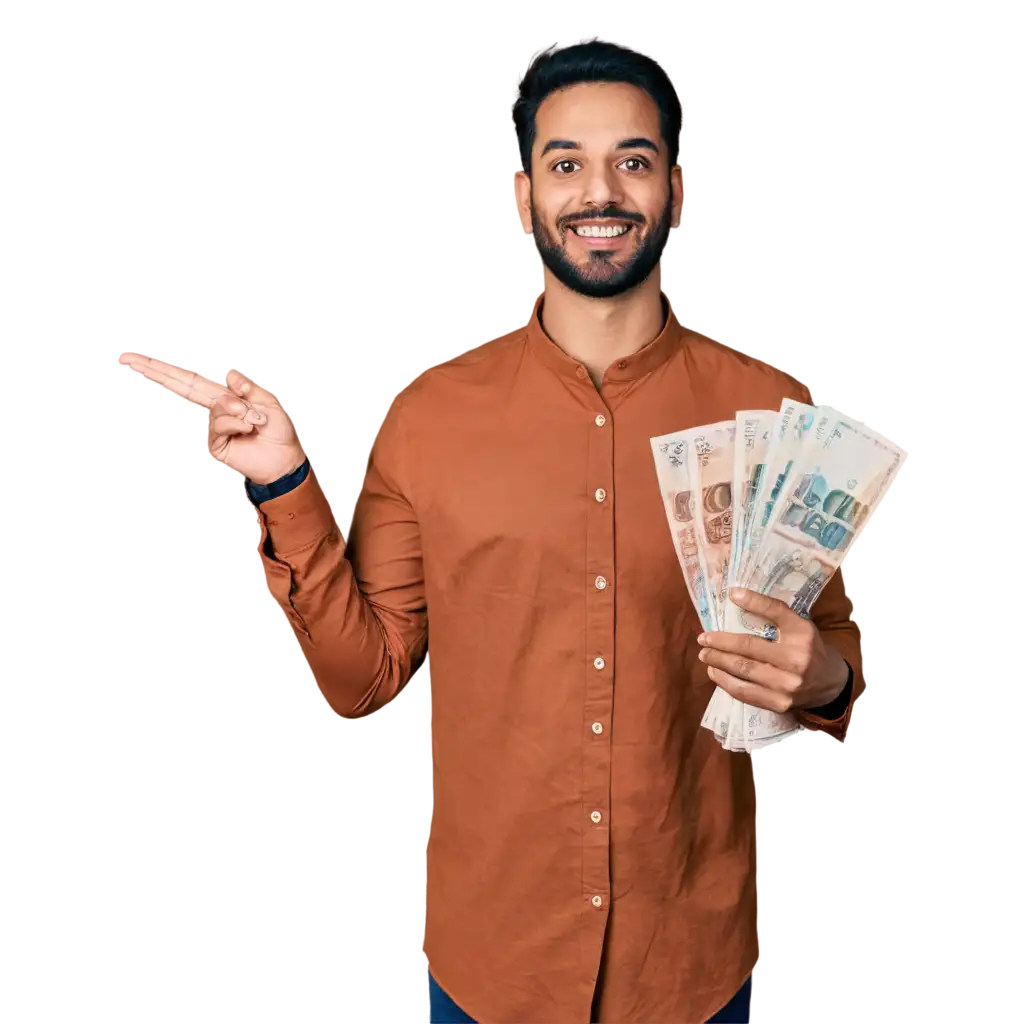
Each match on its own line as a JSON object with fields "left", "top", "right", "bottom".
{"left": 578, "top": 161, "right": 624, "bottom": 210}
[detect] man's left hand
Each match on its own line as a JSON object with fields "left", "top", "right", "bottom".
{"left": 696, "top": 587, "right": 849, "bottom": 714}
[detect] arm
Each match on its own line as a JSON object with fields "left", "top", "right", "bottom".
{"left": 248, "top": 392, "right": 428, "bottom": 719}
{"left": 705, "top": 581, "right": 862, "bottom": 742}
{"left": 794, "top": 569, "right": 860, "bottom": 745}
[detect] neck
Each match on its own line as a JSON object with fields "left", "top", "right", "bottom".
{"left": 538, "top": 269, "right": 667, "bottom": 385}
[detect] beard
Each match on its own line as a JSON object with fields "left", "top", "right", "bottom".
{"left": 529, "top": 188, "right": 673, "bottom": 299}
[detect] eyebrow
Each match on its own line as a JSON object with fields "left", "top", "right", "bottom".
{"left": 539, "top": 136, "right": 660, "bottom": 158}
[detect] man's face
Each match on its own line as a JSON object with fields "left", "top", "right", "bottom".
{"left": 515, "top": 81, "right": 682, "bottom": 300}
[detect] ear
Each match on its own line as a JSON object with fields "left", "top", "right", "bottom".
{"left": 513, "top": 170, "right": 534, "bottom": 234}
{"left": 670, "top": 165, "right": 684, "bottom": 228}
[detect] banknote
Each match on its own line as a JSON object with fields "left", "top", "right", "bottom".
{"left": 686, "top": 421, "right": 736, "bottom": 630}
{"left": 650, "top": 432, "right": 716, "bottom": 632}
{"left": 725, "top": 411, "right": 777, "bottom": 632}
{"left": 653, "top": 397, "right": 907, "bottom": 752}
{"left": 743, "top": 399, "right": 818, "bottom": 585}
{"left": 737, "top": 406, "right": 908, "bottom": 639}
{"left": 700, "top": 684, "right": 729, "bottom": 740}
{"left": 737, "top": 702, "right": 800, "bottom": 750}
{"left": 720, "top": 700, "right": 745, "bottom": 749}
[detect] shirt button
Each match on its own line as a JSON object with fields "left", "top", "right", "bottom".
{"left": 576, "top": 365, "right": 588, "bottom": 379}
{"left": 592, "top": 722, "right": 604, "bottom": 734}
{"left": 595, "top": 576, "right": 608, "bottom": 590}
{"left": 593, "top": 656, "right": 605, "bottom": 670}
{"left": 595, "top": 488, "right": 606, "bottom": 502}
{"left": 591, "top": 810, "right": 602, "bottom": 823}
{"left": 592, "top": 895, "right": 603, "bottom": 908}
{"left": 594, "top": 414, "right": 606, "bottom": 427}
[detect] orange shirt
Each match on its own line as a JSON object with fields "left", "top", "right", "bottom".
{"left": 250, "top": 291, "right": 864, "bottom": 1023}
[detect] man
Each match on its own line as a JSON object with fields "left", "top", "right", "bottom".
{"left": 121, "top": 38, "right": 862, "bottom": 1024}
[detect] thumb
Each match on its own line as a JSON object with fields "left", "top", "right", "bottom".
{"left": 226, "top": 369, "right": 279, "bottom": 407}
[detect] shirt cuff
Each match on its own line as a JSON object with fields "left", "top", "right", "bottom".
{"left": 245, "top": 457, "right": 310, "bottom": 506}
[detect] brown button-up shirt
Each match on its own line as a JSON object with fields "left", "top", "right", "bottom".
{"left": 251, "top": 291, "right": 865, "bottom": 1023}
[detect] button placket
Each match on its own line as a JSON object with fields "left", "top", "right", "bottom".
{"left": 581, "top": 399, "right": 614, "bottom": 922}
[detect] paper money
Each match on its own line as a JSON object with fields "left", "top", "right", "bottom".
{"left": 686, "top": 421, "right": 736, "bottom": 629}
{"left": 655, "top": 427, "right": 747, "bottom": 748}
{"left": 724, "top": 407, "right": 908, "bottom": 747}
{"left": 650, "top": 432, "right": 716, "bottom": 632}
{"left": 726, "top": 411, "right": 777, "bottom": 632}
{"left": 652, "top": 397, "right": 908, "bottom": 752}
{"left": 720, "top": 700, "right": 745, "bottom": 749}
{"left": 742, "top": 399, "right": 818, "bottom": 588}
{"left": 738, "top": 406, "right": 908, "bottom": 638}
{"left": 700, "top": 684, "right": 729, "bottom": 740}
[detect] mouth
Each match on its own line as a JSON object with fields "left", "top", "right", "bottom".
{"left": 567, "top": 221, "right": 636, "bottom": 248}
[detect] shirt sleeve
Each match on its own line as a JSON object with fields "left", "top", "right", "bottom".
{"left": 794, "top": 565, "right": 860, "bottom": 741}
{"left": 249, "top": 391, "right": 428, "bottom": 718}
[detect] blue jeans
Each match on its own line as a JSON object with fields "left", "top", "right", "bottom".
{"left": 428, "top": 968, "right": 752, "bottom": 1022}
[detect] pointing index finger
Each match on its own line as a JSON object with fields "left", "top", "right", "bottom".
{"left": 119, "top": 352, "right": 229, "bottom": 409}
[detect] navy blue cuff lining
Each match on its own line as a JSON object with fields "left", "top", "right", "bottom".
{"left": 245, "top": 457, "right": 310, "bottom": 506}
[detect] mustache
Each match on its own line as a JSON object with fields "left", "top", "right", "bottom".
{"left": 561, "top": 209, "right": 643, "bottom": 228}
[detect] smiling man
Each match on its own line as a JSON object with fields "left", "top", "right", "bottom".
{"left": 255, "top": 39, "right": 862, "bottom": 1024}
{"left": 123, "top": 36, "right": 864, "bottom": 1024}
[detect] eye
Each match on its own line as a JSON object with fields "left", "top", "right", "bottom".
{"left": 621, "top": 156, "right": 650, "bottom": 173}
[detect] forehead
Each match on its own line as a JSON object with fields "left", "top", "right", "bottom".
{"left": 534, "top": 81, "right": 661, "bottom": 147}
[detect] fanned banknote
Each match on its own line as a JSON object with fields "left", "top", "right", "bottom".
{"left": 725, "top": 398, "right": 818, "bottom": 654}
{"left": 726, "top": 411, "right": 777, "bottom": 633}
{"left": 687, "top": 420, "right": 752, "bottom": 743}
{"left": 726, "top": 406, "right": 907, "bottom": 747}
{"left": 741, "top": 399, "right": 818, "bottom": 592}
{"left": 652, "top": 397, "right": 908, "bottom": 752}
{"left": 686, "top": 421, "right": 736, "bottom": 631}
{"left": 654, "top": 428, "right": 749, "bottom": 748}
{"left": 738, "top": 405, "right": 907, "bottom": 637}
{"left": 650, "top": 432, "right": 716, "bottom": 632}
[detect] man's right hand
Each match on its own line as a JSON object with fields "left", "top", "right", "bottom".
{"left": 118, "top": 353, "right": 307, "bottom": 485}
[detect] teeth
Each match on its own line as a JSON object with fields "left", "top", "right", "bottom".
{"left": 574, "top": 224, "right": 630, "bottom": 237}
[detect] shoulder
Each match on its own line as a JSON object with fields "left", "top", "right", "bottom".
{"left": 390, "top": 322, "right": 528, "bottom": 412}
{"left": 679, "top": 324, "right": 813, "bottom": 403}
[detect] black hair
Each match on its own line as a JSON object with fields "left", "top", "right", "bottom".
{"left": 512, "top": 38, "right": 682, "bottom": 178}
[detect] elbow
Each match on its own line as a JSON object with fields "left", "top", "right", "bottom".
{"left": 317, "top": 658, "right": 413, "bottom": 720}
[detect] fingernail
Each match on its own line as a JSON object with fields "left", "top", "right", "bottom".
{"left": 240, "top": 381, "right": 250, "bottom": 393}
{"left": 731, "top": 587, "right": 747, "bottom": 600}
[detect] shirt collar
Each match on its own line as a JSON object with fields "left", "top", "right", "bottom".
{"left": 524, "top": 289, "right": 685, "bottom": 384}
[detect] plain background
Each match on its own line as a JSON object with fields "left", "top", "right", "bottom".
{"left": 2, "top": 8, "right": 1024, "bottom": 1024}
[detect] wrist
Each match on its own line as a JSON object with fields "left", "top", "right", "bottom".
{"left": 249, "top": 452, "right": 307, "bottom": 486}
{"left": 798, "top": 648, "right": 849, "bottom": 712}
